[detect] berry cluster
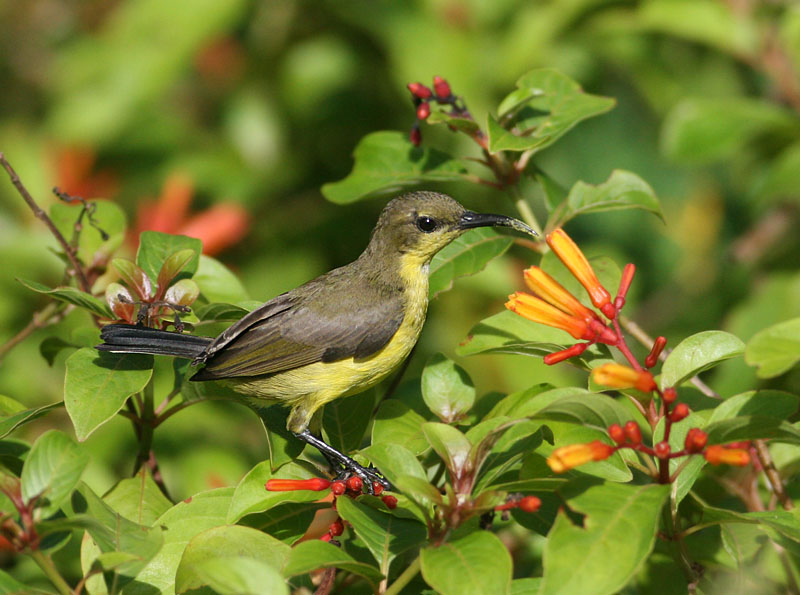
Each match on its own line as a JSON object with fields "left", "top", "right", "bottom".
{"left": 406, "top": 76, "right": 467, "bottom": 146}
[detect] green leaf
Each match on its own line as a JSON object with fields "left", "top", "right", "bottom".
{"left": 488, "top": 69, "right": 615, "bottom": 154}
{"left": 660, "top": 330, "right": 745, "bottom": 389}
{"left": 127, "top": 487, "right": 234, "bottom": 595}
{"left": 372, "top": 399, "right": 430, "bottom": 456}
{"left": 283, "top": 540, "right": 383, "bottom": 585}
{"left": 420, "top": 531, "right": 512, "bottom": 595}
{"left": 156, "top": 248, "right": 197, "bottom": 295}
{"left": 136, "top": 231, "right": 202, "bottom": 286}
{"left": 179, "top": 557, "right": 287, "bottom": 595}
{"left": 175, "top": 525, "right": 290, "bottom": 593}
{"left": 540, "top": 481, "right": 670, "bottom": 594}
{"left": 321, "top": 131, "right": 467, "bottom": 203}
{"left": 65, "top": 348, "right": 154, "bottom": 441}
{"left": 0, "top": 568, "right": 52, "bottom": 593}
{"left": 251, "top": 404, "right": 305, "bottom": 471}
{"left": 194, "top": 255, "right": 250, "bottom": 303}
{"left": 708, "top": 390, "right": 800, "bottom": 425}
{"left": 532, "top": 392, "right": 633, "bottom": 432}
{"left": 421, "top": 353, "right": 476, "bottom": 423}
{"left": 653, "top": 409, "right": 708, "bottom": 502}
{"left": 240, "top": 502, "right": 327, "bottom": 544}
{"left": 336, "top": 497, "right": 426, "bottom": 577}
{"left": 661, "top": 97, "right": 797, "bottom": 163}
{"left": 112, "top": 258, "right": 154, "bottom": 300}
{"left": 548, "top": 170, "right": 663, "bottom": 229}
{"left": 227, "top": 461, "right": 322, "bottom": 523}
{"left": 39, "top": 336, "right": 80, "bottom": 366}
{"left": 361, "top": 443, "right": 428, "bottom": 486}
{"left": 423, "top": 422, "right": 472, "bottom": 480}
{"left": 704, "top": 416, "right": 800, "bottom": 445}
{"left": 193, "top": 302, "right": 251, "bottom": 323}
{"left": 20, "top": 430, "right": 89, "bottom": 517}
{"left": 744, "top": 318, "right": 800, "bottom": 378}
{"left": 103, "top": 469, "right": 173, "bottom": 526}
{"left": 0, "top": 402, "right": 62, "bottom": 440}
{"left": 323, "top": 391, "right": 374, "bottom": 454}
{"left": 17, "top": 278, "right": 113, "bottom": 318}
{"left": 429, "top": 228, "right": 514, "bottom": 299}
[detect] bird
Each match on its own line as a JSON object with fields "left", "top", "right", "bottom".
{"left": 97, "top": 191, "right": 536, "bottom": 491}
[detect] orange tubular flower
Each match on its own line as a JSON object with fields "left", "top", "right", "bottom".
{"left": 547, "top": 440, "right": 615, "bottom": 473}
{"left": 547, "top": 229, "right": 614, "bottom": 318}
{"left": 506, "top": 292, "right": 593, "bottom": 341}
{"left": 265, "top": 478, "right": 332, "bottom": 492}
{"left": 592, "top": 363, "right": 657, "bottom": 393}
{"left": 704, "top": 446, "right": 751, "bottom": 467}
{"left": 523, "top": 267, "right": 597, "bottom": 321}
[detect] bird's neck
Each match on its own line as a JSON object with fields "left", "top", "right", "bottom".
{"left": 356, "top": 247, "right": 431, "bottom": 305}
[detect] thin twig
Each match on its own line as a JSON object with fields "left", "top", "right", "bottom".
{"left": 0, "top": 153, "right": 91, "bottom": 292}
{"left": 0, "top": 302, "right": 64, "bottom": 363}
{"left": 753, "top": 439, "right": 794, "bottom": 510}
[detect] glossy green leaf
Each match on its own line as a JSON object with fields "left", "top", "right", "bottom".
{"left": 251, "top": 404, "right": 305, "bottom": 471}
{"left": 175, "top": 525, "right": 290, "bottom": 593}
{"left": 193, "top": 302, "right": 251, "bottom": 324}
{"left": 126, "top": 487, "right": 234, "bottom": 595}
{"left": 0, "top": 402, "right": 62, "bottom": 440}
{"left": 65, "top": 348, "right": 154, "bottom": 441}
{"left": 321, "top": 131, "right": 467, "bottom": 203}
{"left": 136, "top": 231, "right": 202, "bottom": 287}
{"left": 227, "top": 461, "right": 323, "bottom": 523}
{"left": 429, "top": 228, "right": 513, "bottom": 299}
{"left": 704, "top": 416, "right": 800, "bottom": 445}
{"left": 179, "top": 557, "right": 287, "bottom": 595}
{"left": 20, "top": 430, "right": 89, "bottom": 516}
{"left": 660, "top": 330, "right": 745, "bottom": 389}
{"left": 548, "top": 170, "right": 664, "bottom": 229}
{"left": 361, "top": 442, "right": 428, "bottom": 485}
{"left": 421, "top": 353, "right": 475, "bottom": 423}
{"left": 336, "top": 496, "right": 426, "bottom": 576}
{"left": 420, "top": 530, "right": 512, "bottom": 595}
{"left": 323, "top": 391, "right": 374, "bottom": 454}
{"left": 103, "top": 469, "right": 173, "bottom": 526}
{"left": 372, "top": 399, "right": 430, "bottom": 455}
{"left": 423, "top": 422, "right": 472, "bottom": 479}
{"left": 194, "top": 255, "right": 250, "bottom": 304}
{"left": 708, "top": 390, "right": 800, "bottom": 424}
{"left": 17, "top": 278, "right": 113, "bottom": 318}
{"left": 283, "top": 540, "right": 383, "bottom": 584}
{"left": 531, "top": 392, "right": 633, "bottom": 432}
{"left": 744, "top": 317, "right": 800, "bottom": 378}
{"left": 694, "top": 499, "right": 800, "bottom": 544}
{"left": 0, "top": 568, "right": 52, "bottom": 594}
{"left": 661, "top": 97, "right": 796, "bottom": 163}
{"left": 541, "top": 481, "right": 670, "bottom": 594}
{"left": 240, "top": 502, "right": 328, "bottom": 544}
{"left": 427, "top": 108, "right": 482, "bottom": 136}
{"left": 488, "top": 69, "right": 615, "bottom": 154}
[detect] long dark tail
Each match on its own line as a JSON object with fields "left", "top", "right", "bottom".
{"left": 97, "top": 324, "right": 212, "bottom": 359}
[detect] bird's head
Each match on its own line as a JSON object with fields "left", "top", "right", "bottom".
{"left": 364, "top": 191, "right": 536, "bottom": 265}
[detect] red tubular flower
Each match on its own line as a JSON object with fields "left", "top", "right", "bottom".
{"left": 523, "top": 267, "right": 598, "bottom": 322}
{"left": 547, "top": 440, "right": 615, "bottom": 473}
{"left": 608, "top": 423, "right": 626, "bottom": 445}
{"left": 684, "top": 428, "right": 708, "bottom": 453}
{"left": 265, "top": 478, "right": 332, "bottom": 492}
{"left": 645, "top": 336, "right": 667, "bottom": 369}
{"left": 704, "top": 445, "right": 750, "bottom": 466}
{"left": 624, "top": 421, "right": 642, "bottom": 444}
{"left": 543, "top": 342, "right": 588, "bottom": 365}
{"left": 507, "top": 292, "right": 593, "bottom": 341}
{"left": 546, "top": 229, "right": 614, "bottom": 318}
{"left": 592, "top": 363, "right": 657, "bottom": 393}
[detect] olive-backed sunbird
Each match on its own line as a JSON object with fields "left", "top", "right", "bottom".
{"left": 97, "top": 192, "right": 535, "bottom": 489}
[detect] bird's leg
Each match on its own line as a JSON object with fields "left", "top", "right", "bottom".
{"left": 293, "top": 429, "right": 392, "bottom": 493}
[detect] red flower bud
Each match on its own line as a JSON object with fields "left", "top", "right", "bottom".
{"left": 670, "top": 403, "right": 689, "bottom": 423}
{"left": 519, "top": 496, "right": 541, "bottom": 513}
{"left": 382, "top": 495, "right": 398, "bottom": 509}
{"left": 320, "top": 532, "right": 333, "bottom": 542}
{"left": 608, "top": 423, "right": 626, "bottom": 445}
{"left": 346, "top": 476, "right": 363, "bottom": 493}
{"left": 624, "top": 421, "right": 642, "bottom": 444}
{"left": 645, "top": 336, "right": 667, "bottom": 369}
{"left": 407, "top": 82, "right": 432, "bottom": 99}
{"left": 417, "top": 102, "right": 431, "bottom": 120}
{"left": 331, "top": 481, "right": 346, "bottom": 496}
{"left": 662, "top": 387, "right": 677, "bottom": 404}
{"left": 372, "top": 482, "right": 384, "bottom": 496}
{"left": 654, "top": 441, "right": 671, "bottom": 459}
{"left": 684, "top": 428, "right": 708, "bottom": 453}
{"left": 433, "top": 75, "right": 451, "bottom": 98}
{"left": 543, "top": 343, "right": 588, "bottom": 365}
{"left": 329, "top": 519, "right": 344, "bottom": 537}
{"left": 704, "top": 445, "right": 750, "bottom": 467}
{"left": 409, "top": 126, "right": 422, "bottom": 147}
{"left": 265, "top": 477, "right": 331, "bottom": 492}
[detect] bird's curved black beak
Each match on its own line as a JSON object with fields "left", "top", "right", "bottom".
{"left": 459, "top": 211, "right": 538, "bottom": 237}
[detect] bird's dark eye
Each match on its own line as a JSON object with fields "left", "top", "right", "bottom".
{"left": 416, "top": 215, "right": 438, "bottom": 233}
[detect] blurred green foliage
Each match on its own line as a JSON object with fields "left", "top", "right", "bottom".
{"left": 1, "top": 0, "right": 799, "bottom": 592}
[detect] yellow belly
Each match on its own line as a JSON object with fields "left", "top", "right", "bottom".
{"left": 231, "top": 260, "right": 430, "bottom": 432}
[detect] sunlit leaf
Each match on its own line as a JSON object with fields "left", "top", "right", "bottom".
{"left": 429, "top": 228, "right": 513, "bottom": 298}
{"left": 660, "top": 331, "right": 745, "bottom": 389}
{"left": 17, "top": 278, "right": 113, "bottom": 318}
{"left": 744, "top": 317, "right": 800, "bottom": 378}
{"left": 420, "top": 531, "right": 512, "bottom": 595}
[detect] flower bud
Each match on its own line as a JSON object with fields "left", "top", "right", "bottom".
{"left": 624, "top": 421, "right": 642, "bottom": 444}
{"left": 645, "top": 336, "right": 667, "bottom": 369}
{"left": 407, "top": 82, "right": 432, "bottom": 99}
{"left": 382, "top": 495, "right": 398, "bottom": 509}
{"left": 433, "top": 76, "right": 451, "bottom": 98}
{"left": 592, "top": 363, "right": 656, "bottom": 393}
{"left": 519, "top": 496, "right": 541, "bottom": 513}
{"left": 654, "top": 441, "right": 671, "bottom": 459}
{"left": 346, "top": 476, "right": 363, "bottom": 493}
{"left": 543, "top": 343, "right": 588, "bottom": 365}
{"left": 331, "top": 481, "right": 346, "bottom": 496}
{"left": 608, "top": 423, "right": 626, "bottom": 445}
{"left": 417, "top": 102, "right": 431, "bottom": 120}
{"left": 670, "top": 403, "right": 689, "bottom": 423}
{"left": 662, "top": 387, "right": 677, "bottom": 404}
{"left": 684, "top": 428, "right": 708, "bottom": 453}
{"left": 409, "top": 126, "right": 422, "bottom": 147}
{"left": 704, "top": 445, "right": 750, "bottom": 467}
{"left": 372, "top": 482, "right": 384, "bottom": 496}
{"left": 547, "top": 440, "right": 615, "bottom": 473}
{"left": 329, "top": 519, "right": 344, "bottom": 537}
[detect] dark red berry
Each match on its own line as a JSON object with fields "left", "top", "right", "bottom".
{"left": 382, "top": 495, "right": 398, "bottom": 509}
{"left": 684, "top": 428, "right": 708, "bottom": 453}
{"left": 608, "top": 423, "right": 626, "bottom": 445}
{"left": 329, "top": 519, "right": 344, "bottom": 537}
{"left": 433, "top": 76, "right": 451, "bottom": 98}
{"left": 624, "top": 421, "right": 642, "bottom": 444}
{"left": 670, "top": 403, "right": 689, "bottom": 423}
{"left": 654, "top": 441, "right": 671, "bottom": 459}
{"left": 662, "top": 387, "right": 677, "bottom": 404}
{"left": 331, "top": 481, "right": 346, "bottom": 496}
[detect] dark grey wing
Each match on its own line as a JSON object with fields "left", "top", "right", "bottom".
{"left": 193, "top": 270, "right": 405, "bottom": 380}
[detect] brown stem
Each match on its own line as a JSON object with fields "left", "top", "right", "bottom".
{"left": 314, "top": 568, "right": 337, "bottom": 595}
{"left": 0, "top": 153, "right": 91, "bottom": 292}
{"left": 0, "top": 302, "right": 64, "bottom": 363}
{"left": 753, "top": 439, "right": 794, "bottom": 510}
